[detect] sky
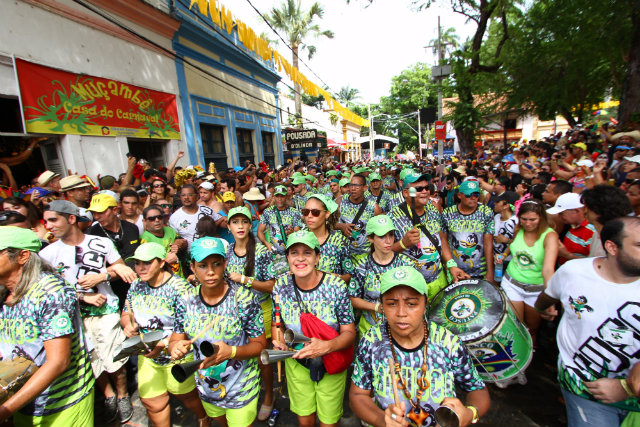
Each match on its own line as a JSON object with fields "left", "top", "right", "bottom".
{"left": 223, "top": 0, "right": 477, "bottom": 105}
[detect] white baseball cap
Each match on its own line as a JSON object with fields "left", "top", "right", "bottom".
{"left": 624, "top": 155, "right": 640, "bottom": 164}
{"left": 507, "top": 164, "right": 521, "bottom": 174}
{"left": 547, "top": 192, "right": 584, "bottom": 214}
{"left": 199, "top": 182, "right": 214, "bottom": 191}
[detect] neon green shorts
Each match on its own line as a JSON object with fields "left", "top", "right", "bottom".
{"left": 138, "top": 354, "right": 196, "bottom": 399}
{"left": 284, "top": 357, "right": 347, "bottom": 424}
{"left": 261, "top": 299, "right": 272, "bottom": 340}
{"left": 202, "top": 396, "right": 258, "bottom": 427}
{"left": 13, "top": 389, "right": 94, "bottom": 427}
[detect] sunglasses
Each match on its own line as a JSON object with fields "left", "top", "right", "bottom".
{"left": 301, "top": 208, "right": 326, "bottom": 217}
{"left": 158, "top": 204, "right": 172, "bottom": 209}
{"left": 145, "top": 214, "right": 163, "bottom": 222}
{"left": 411, "top": 186, "right": 430, "bottom": 193}
{"left": 464, "top": 192, "right": 481, "bottom": 198}
{"left": 152, "top": 183, "right": 165, "bottom": 188}
{"left": 625, "top": 178, "right": 640, "bottom": 185}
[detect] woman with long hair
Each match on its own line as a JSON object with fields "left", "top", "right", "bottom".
{"left": 349, "top": 215, "right": 415, "bottom": 335}
{"left": 121, "top": 243, "right": 207, "bottom": 427}
{"left": 2, "top": 197, "right": 48, "bottom": 240}
{"left": 350, "top": 266, "right": 489, "bottom": 427}
{"left": 169, "top": 237, "right": 266, "bottom": 427}
{"left": 224, "top": 207, "right": 277, "bottom": 421}
{"left": 301, "top": 194, "right": 353, "bottom": 283}
{"left": 272, "top": 230, "right": 356, "bottom": 427}
{"left": 496, "top": 199, "right": 558, "bottom": 347}
{"left": 147, "top": 178, "right": 171, "bottom": 207}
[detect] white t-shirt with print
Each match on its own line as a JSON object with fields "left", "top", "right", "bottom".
{"left": 169, "top": 205, "right": 221, "bottom": 249}
{"left": 544, "top": 257, "right": 640, "bottom": 410}
{"left": 493, "top": 214, "right": 518, "bottom": 260}
{"left": 39, "top": 234, "right": 121, "bottom": 315}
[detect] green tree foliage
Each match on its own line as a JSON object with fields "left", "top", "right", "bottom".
{"left": 265, "top": 0, "right": 334, "bottom": 125}
{"left": 335, "top": 86, "right": 361, "bottom": 108}
{"left": 499, "top": 0, "right": 629, "bottom": 127}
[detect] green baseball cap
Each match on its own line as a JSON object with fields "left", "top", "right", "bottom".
{"left": 191, "top": 237, "right": 227, "bottom": 262}
{"left": 339, "top": 178, "right": 350, "bottom": 187}
{"left": 291, "top": 172, "right": 304, "bottom": 179}
{"left": 398, "top": 168, "right": 415, "bottom": 181}
{"left": 292, "top": 176, "right": 306, "bottom": 185}
{"left": 305, "top": 175, "right": 317, "bottom": 183}
{"left": 126, "top": 242, "right": 166, "bottom": 263}
{"left": 368, "top": 172, "right": 382, "bottom": 182}
{"left": 380, "top": 266, "right": 427, "bottom": 296}
{"left": 308, "top": 193, "right": 339, "bottom": 214}
{"left": 228, "top": 206, "right": 251, "bottom": 221}
{"left": 403, "top": 171, "right": 431, "bottom": 188}
{"left": 0, "top": 226, "right": 41, "bottom": 252}
{"left": 458, "top": 180, "right": 481, "bottom": 196}
{"left": 366, "top": 215, "right": 396, "bottom": 236}
{"left": 326, "top": 170, "right": 340, "bottom": 177}
{"left": 274, "top": 185, "right": 287, "bottom": 196}
{"left": 285, "top": 230, "right": 320, "bottom": 250}
{"left": 353, "top": 166, "right": 370, "bottom": 174}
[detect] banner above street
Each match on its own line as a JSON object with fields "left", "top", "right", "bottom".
{"left": 14, "top": 58, "right": 181, "bottom": 140}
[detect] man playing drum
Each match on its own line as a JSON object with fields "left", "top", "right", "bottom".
{"left": 349, "top": 265, "right": 490, "bottom": 427}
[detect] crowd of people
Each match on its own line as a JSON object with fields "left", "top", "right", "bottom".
{"left": 0, "top": 125, "right": 639, "bottom": 427}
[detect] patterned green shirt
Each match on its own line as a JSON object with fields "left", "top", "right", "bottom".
{"left": 352, "top": 321, "right": 485, "bottom": 424}
{"left": 0, "top": 273, "right": 93, "bottom": 417}
{"left": 441, "top": 204, "right": 495, "bottom": 277}
{"left": 260, "top": 206, "right": 303, "bottom": 253}
{"left": 348, "top": 253, "right": 415, "bottom": 328}
{"left": 124, "top": 274, "right": 193, "bottom": 365}
{"left": 364, "top": 189, "right": 394, "bottom": 213}
{"left": 225, "top": 242, "right": 276, "bottom": 302}
{"left": 389, "top": 202, "right": 444, "bottom": 283}
{"left": 339, "top": 197, "right": 378, "bottom": 256}
{"left": 317, "top": 230, "right": 355, "bottom": 276}
{"left": 174, "top": 283, "right": 263, "bottom": 409}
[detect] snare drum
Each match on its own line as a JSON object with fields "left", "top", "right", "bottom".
{"left": 429, "top": 279, "right": 533, "bottom": 382}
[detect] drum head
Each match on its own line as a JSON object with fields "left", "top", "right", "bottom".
{"left": 429, "top": 279, "right": 505, "bottom": 342}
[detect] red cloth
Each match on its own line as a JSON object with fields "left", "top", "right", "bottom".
{"left": 559, "top": 220, "right": 596, "bottom": 265}
{"left": 300, "top": 313, "right": 353, "bottom": 375}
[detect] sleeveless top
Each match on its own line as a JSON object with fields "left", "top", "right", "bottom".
{"left": 506, "top": 227, "right": 553, "bottom": 285}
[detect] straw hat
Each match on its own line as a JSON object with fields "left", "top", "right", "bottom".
{"left": 243, "top": 187, "right": 265, "bottom": 201}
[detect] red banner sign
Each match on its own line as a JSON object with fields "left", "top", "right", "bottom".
{"left": 15, "top": 58, "right": 180, "bottom": 139}
{"left": 435, "top": 120, "right": 446, "bottom": 140}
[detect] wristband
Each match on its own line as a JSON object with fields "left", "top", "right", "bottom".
{"left": 105, "top": 273, "right": 112, "bottom": 282}
{"left": 399, "top": 240, "right": 407, "bottom": 250}
{"left": 466, "top": 405, "right": 479, "bottom": 424}
{"left": 161, "top": 338, "right": 169, "bottom": 348}
{"left": 240, "top": 274, "right": 245, "bottom": 284}
{"left": 374, "top": 303, "right": 381, "bottom": 313}
{"left": 446, "top": 259, "right": 457, "bottom": 269}
{"left": 621, "top": 378, "right": 635, "bottom": 398}
{"left": 230, "top": 346, "right": 237, "bottom": 359}
{"left": 246, "top": 277, "right": 254, "bottom": 288}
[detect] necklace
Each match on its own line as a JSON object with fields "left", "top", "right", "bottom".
{"left": 387, "top": 321, "right": 430, "bottom": 426}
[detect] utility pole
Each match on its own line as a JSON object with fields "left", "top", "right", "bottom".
{"left": 368, "top": 104, "right": 373, "bottom": 161}
{"left": 417, "top": 109, "right": 422, "bottom": 158}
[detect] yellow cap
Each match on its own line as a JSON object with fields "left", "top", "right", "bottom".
{"left": 88, "top": 193, "right": 117, "bottom": 212}
{"left": 222, "top": 191, "right": 236, "bottom": 202}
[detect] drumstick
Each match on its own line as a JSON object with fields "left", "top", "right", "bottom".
{"left": 274, "top": 295, "right": 282, "bottom": 384}
{"left": 190, "top": 316, "right": 217, "bottom": 343}
{"left": 388, "top": 357, "right": 401, "bottom": 408}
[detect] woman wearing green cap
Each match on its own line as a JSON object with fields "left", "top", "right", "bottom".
{"left": 350, "top": 266, "right": 490, "bottom": 427}
{"left": 271, "top": 230, "right": 356, "bottom": 427}
{"left": 169, "top": 237, "right": 266, "bottom": 427}
{"left": 349, "top": 215, "right": 415, "bottom": 335}
{"left": 0, "top": 227, "right": 94, "bottom": 427}
{"left": 302, "top": 194, "right": 354, "bottom": 283}
{"left": 121, "top": 242, "right": 207, "bottom": 427}
{"left": 224, "top": 206, "right": 277, "bottom": 420}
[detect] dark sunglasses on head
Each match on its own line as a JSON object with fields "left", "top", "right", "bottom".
{"left": 301, "top": 208, "right": 326, "bottom": 217}
{"left": 145, "top": 214, "right": 163, "bottom": 222}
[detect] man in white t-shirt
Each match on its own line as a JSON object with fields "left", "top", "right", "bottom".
{"left": 535, "top": 216, "right": 640, "bottom": 427}
{"left": 40, "top": 200, "right": 137, "bottom": 424}
{"left": 169, "top": 184, "right": 221, "bottom": 249}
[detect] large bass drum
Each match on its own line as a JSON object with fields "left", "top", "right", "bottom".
{"left": 429, "top": 279, "right": 533, "bottom": 382}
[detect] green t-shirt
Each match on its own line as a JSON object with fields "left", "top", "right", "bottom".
{"left": 140, "top": 227, "right": 184, "bottom": 277}
{"left": 0, "top": 273, "right": 94, "bottom": 417}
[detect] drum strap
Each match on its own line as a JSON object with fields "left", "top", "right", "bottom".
{"left": 400, "top": 203, "right": 448, "bottom": 278}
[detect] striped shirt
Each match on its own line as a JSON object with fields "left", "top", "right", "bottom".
{"left": 559, "top": 220, "right": 596, "bottom": 265}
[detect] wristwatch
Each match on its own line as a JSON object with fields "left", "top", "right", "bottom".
{"left": 105, "top": 273, "right": 112, "bottom": 282}
{"left": 466, "top": 405, "right": 479, "bottom": 424}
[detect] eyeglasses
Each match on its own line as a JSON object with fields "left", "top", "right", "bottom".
{"left": 145, "top": 214, "right": 163, "bottom": 222}
{"left": 152, "top": 183, "right": 165, "bottom": 188}
{"left": 349, "top": 183, "right": 364, "bottom": 188}
{"left": 301, "top": 208, "right": 326, "bottom": 217}
{"left": 159, "top": 204, "right": 172, "bottom": 209}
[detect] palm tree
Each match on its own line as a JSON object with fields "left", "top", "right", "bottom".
{"left": 429, "top": 27, "right": 459, "bottom": 61}
{"left": 266, "top": 0, "right": 334, "bottom": 125}
{"left": 336, "top": 86, "right": 361, "bottom": 108}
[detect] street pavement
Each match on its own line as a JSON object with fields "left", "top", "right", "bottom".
{"left": 101, "top": 323, "right": 566, "bottom": 427}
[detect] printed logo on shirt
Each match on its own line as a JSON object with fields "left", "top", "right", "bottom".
{"left": 568, "top": 295, "right": 594, "bottom": 319}
{"left": 514, "top": 251, "right": 536, "bottom": 270}
{"left": 179, "top": 220, "right": 190, "bottom": 230}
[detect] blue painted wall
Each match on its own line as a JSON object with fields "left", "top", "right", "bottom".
{"left": 170, "top": 0, "right": 283, "bottom": 168}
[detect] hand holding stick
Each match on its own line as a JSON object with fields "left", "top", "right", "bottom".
{"left": 275, "top": 295, "right": 283, "bottom": 384}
